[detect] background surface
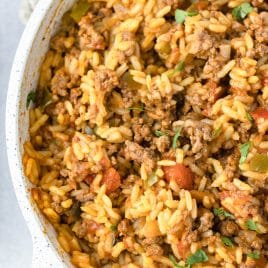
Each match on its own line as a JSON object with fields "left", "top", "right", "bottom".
{"left": 0, "top": 0, "right": 32, "bottom": 267}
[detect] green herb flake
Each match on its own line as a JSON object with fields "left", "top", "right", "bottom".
{"left": 247, "top": 251, "right": 260, "bottom": 260}
{"left": 212, "top": 126, "right": 222, "bottom": 139}
{"left": 175, "top": 61, "right": 185, "bottom": 72}
{"left": 245, "top": 219, "right": 258, "bottom": 232}
{"left": 70, "top": 1, "right": 90, "bottom": 23}
{"left": 155, "top": 130, "right": 168, "bottom": 137}
{"left": 213, "top": 208, "right": 235, "bottom": 219}
{"left": 232, "top": 3, "right": 253, "bottom": 21}
{"left": 169, "top": 255, "right": 183, "bottom": 268}
{"left": 175, "top": 9, "right": 198, "bottom": 24}
{"left": 246, "top": 112, "right": 253, "bottom": 122}
{"left": 148, "top": 172, "right": 158, "bottom": 187}
{"left": 221, "top": 236, "right": 234, "bottom": 247}
{"left": 110, "top": 223, "right": 118, "bottom": 231}
{"left": 172, "top": 129, "right": 181, "bottom": 149}
{"left": 239, "top": 141, "right": 251, "bottom": 165}
{"left": 26, "top": 91, "right": 36, "bottom": 108}
{"left": 186, "top": 249, "right": 208, "bottom": 266}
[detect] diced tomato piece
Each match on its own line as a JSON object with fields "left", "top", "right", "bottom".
{"left": 163, "top": 163, "right": 194, "bottom": 190}
{"left": 99, "top": 156, "right": 111, "bottom": 170}
{"left": 177, "top": 241, "right": 189, "bottom": 260}
{"left": 195, "top": 0, "right": 208, "bottom": 10}
{"left": 251, "top": 108, "right": 268, "bottom": 120}
{"left": 102, "top": 167, "right": 121, "bottom": 194}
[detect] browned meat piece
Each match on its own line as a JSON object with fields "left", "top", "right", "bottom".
{"left": 145, "top": 244, "right": 164, "bottom": 256}
{"left": 220, "top": 220, "right": 239, "bottom": 236}
{"left": 124, "top": 141, "right": 156, "bottom": 171}
{"left": 181, "top": 120, "right": 212, "bottom": 159}
{"left": 51, "top": 201, "right": 63, "bottom": 214}
{"left": 76, "top": 219, "right": 101, "bottom": 238}
{"left": 117, "top": 219, "right": 130, "bottom": 236}
{"left": 51, "top": 68, "right": 70, "bottom": 97}
{"left": 71, "top": 161, "right": 92, "bottom": 182}
{"left": 74, "top": 189, "right": 95, "bottom": 202}
{"left": 132, "top": 121, "right": 152, "bottom": 143}
{"left": 78, "top": 13, "right": 105, "bottom": 50}
{"left": 203, "top": 55, "right": 227, "bottom": 80}
{"left": 94, "top": 68, "right": 118, "bottom": 93}
{"left": 70, "top": 87, "right": 81, "bottom": 104}
{"left": 253, "top": 12, "right": 268, "bottom": 44}
{"left": 142, "top": 237, "right": 163, "bottom": 245}
{"left": 224, "top": 150, "right": 240, "bottom": 180}
{"left": 198, "top": 209, "right": 214, "bottom": 232}
{"left": 235, "top": 230, "right": 264, "bottom": 250}
{"left": 188, "top": 30, "right": 217, "bottom": 60}
{"left": 220, "top": 191, "right": 259, "bottom": 218}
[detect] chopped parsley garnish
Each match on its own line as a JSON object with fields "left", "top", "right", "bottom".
{"left": 175, "top": 9, "right": 198, "bottom": 24}
{"left": 213, "top": 208, "right": 235, "bottom": 219}
{"left": 110, "top": 223, "right": 118, "bottom": 231}
{"left": 172, "top": 129, "right": 181, "bottom": 149}
{"left": 246, "top": 112, "right": 253, "bottom": 122}
{"left": 175, "top": 61, "right": 185, "bottom": 72}
{"left": 239, "top": 141, "right": 251, "bottom": 164}
{"left": 26, "top": 90, "right": 36, "bottom": 108}
{"left": 221, "top": 236, "right": 234, "bottom": 247}
{"left": 212, "top": 126, "right": 222, "bottom": 139}
{"left": 232, "top": 3, "right": 253, "bottom": 21}
{"left": 245, "top": 219, "right": 258, "bottom": 232}
{"left": 169, "top": 255, "right": 183, "bottom": 268}
{"left": 247, "top": 251, "right": 260, "bottom": 260}
{"left": 155, "top": 130, "right": 168, "bottom": 137}
{"left": 186, "top": 249, "right": 208, "bottom": 266}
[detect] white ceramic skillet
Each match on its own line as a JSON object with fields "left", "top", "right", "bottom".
{"left": 6, "top": 0, "right": 78, "bottom": 266}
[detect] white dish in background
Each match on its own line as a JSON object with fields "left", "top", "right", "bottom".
{"left": 6, "top": 0, "right": 76, "bottom": 266}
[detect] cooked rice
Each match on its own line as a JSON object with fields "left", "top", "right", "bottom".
{"left": 23, "top": 0, "right": 268, "bottom": 267}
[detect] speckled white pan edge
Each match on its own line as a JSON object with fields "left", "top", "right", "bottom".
{"left": 6, "top": 0, "right": 75, "bottom": 267}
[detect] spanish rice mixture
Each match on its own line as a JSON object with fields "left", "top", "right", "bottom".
{"left": 23, "top": 0, "right": 268, "bottom": 267}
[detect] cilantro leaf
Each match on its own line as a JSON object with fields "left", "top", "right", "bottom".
{"left": 169, "top": 255, "right": 183, "bottom": 268}
{"left": 175, "top": 9, "right": 198, "bottom": 24}
{"left": 186, "top": 249, "right": 208, "bottom": 266}
{"left": 245, "top": 219, "right": 258, "bottom": 232}
{"left": 221, "top": 236, "right": 234, "bottom": 247}
{"left": 239, "top": 142, "right": 251, "bottom": 164}
{"left": 170, "top": 61, "right": 185, "bottom": 77}
{"left": 172, "top": 129, "right": 181, "bottom": 149}
{"left": 155, "top": 130, "right": 168, "bottom": 137}
{"left": 175, "top": 61, "right": 185, "bottom": 72}
{"left": 212, "top": 126, "right": 222, "bottom": 139}
{"left": 213, "top": 208, "right": 235, "bottom": 219}
{"left": 232, "top": 3, "right": 253, "bottom": 21}
{"left": 110, "top": 223, "right": 118, "bottom": 231}
{"left": 246, "top": 112, "right": 253, "bottom": 122}
{"left": 247, "top": 251, "right": 260, "bottom": 260}
{"left": 26, "top": 91, "right": 36, "bottom": 108}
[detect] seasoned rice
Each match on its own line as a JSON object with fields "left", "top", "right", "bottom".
{"left": 23, "top": 0, "right": 268, "bottom": 267}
